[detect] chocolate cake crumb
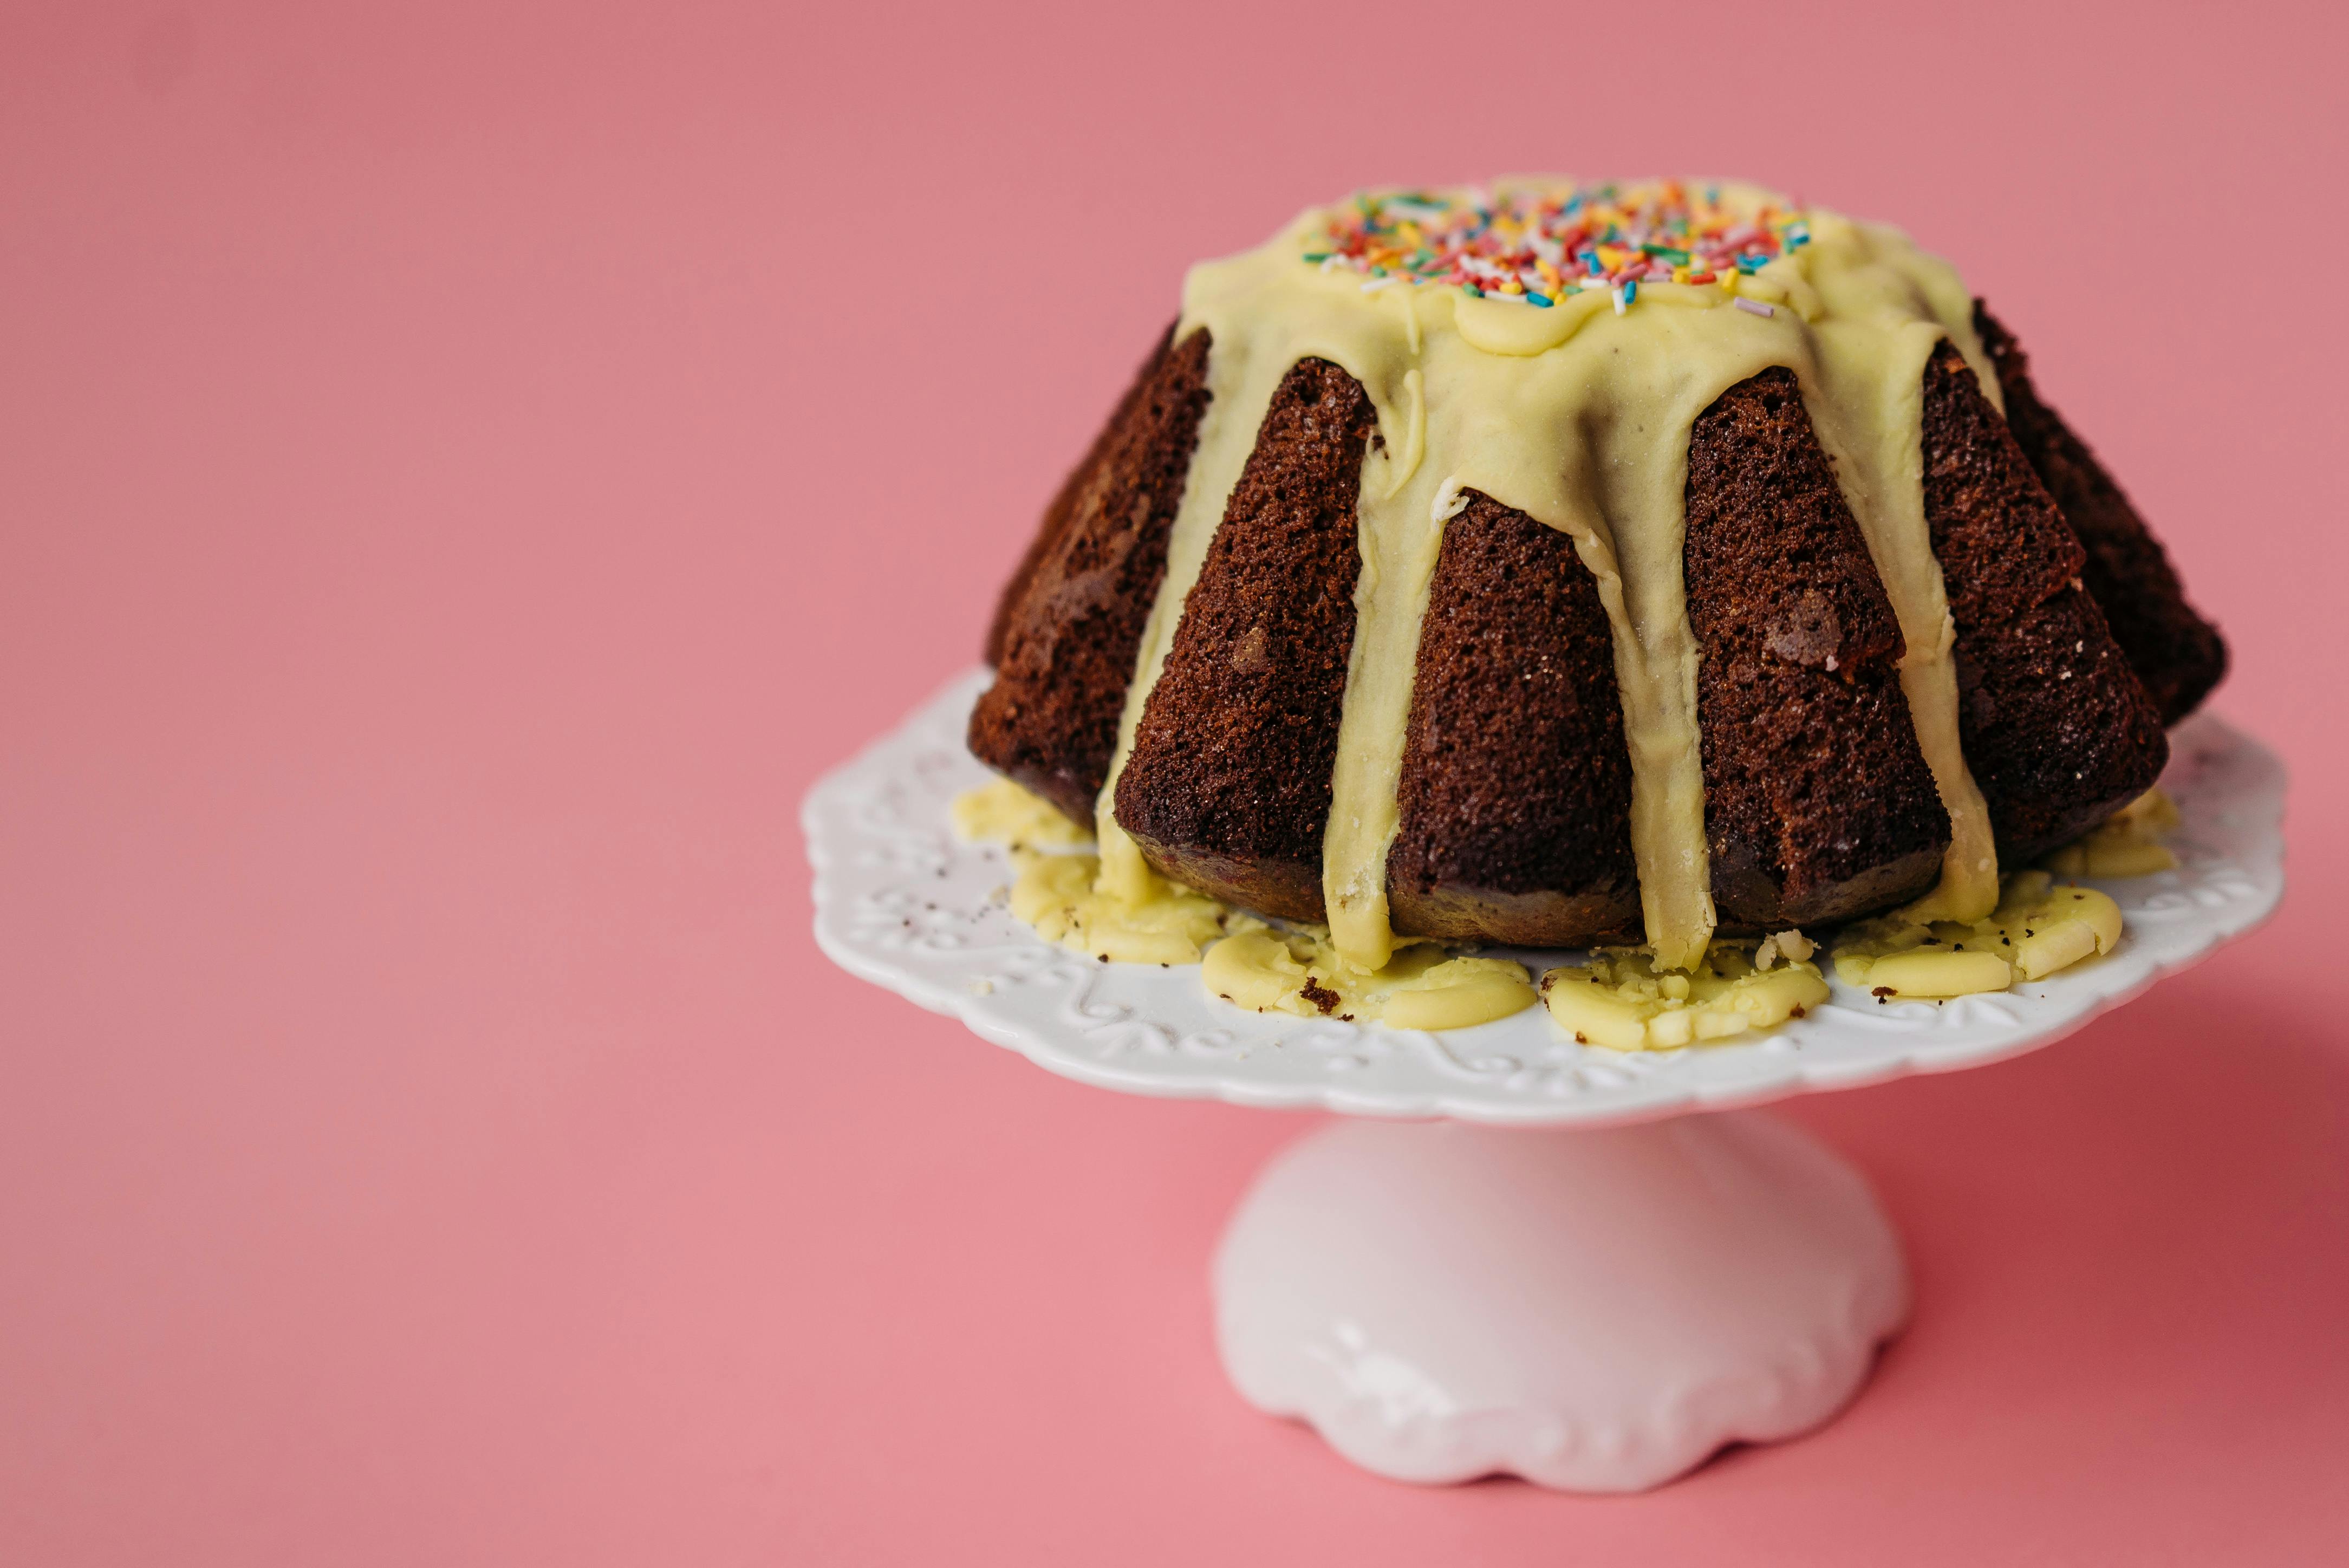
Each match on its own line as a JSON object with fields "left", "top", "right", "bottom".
{"left": 969, "top": 326, "right": 1214, "bottom": 824}
{"left": 971, "top": 302, "right": 2202, "bottom": 957}
{"left": 1920, "top": 344, "right": 2168, "bottom": 858}
{"left": 1116, "top": 358, "right": 1376, "bottom": 920}
{"left": 1974, "top": 303, "right": 2227, "bottom": 724}
{"left": 1387, "top": 494, "right": 1641, "bottom": 946}
{"left": 1683, "top": 368, "right": 1948, "bottom": 928}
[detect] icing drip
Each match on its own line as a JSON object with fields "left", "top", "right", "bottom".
{"left": 1101, "top": 178, "right": 2000, "bottom": 970}
{"left": 1833, "top": 870, "right": 2123, "bottom": 997}
{"left": 1541, "top": 941, "right": 1829, "bottom": 1051}
{"left": 1800, "top": 213, "right": 2003, "bottom": 923}
{"left": 1202, "top": 928, "right": 1536, "bottom": 1031}
{"left": 956, "top": 779, "right": 1533, "bottom": 1029}
{"left": 951, "top": 776, "right": 1091, "bottom": 850}
{"left": 2042, "top": 786, "right": 2179, "bottom": 877}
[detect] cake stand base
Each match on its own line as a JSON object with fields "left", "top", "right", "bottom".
{"left": 1214, "top": 1111, "right": 1909, "bottom": 1492}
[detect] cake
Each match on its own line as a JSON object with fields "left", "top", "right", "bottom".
{"left": 967, "top": 179, "right": 2223, "bottom": 1003}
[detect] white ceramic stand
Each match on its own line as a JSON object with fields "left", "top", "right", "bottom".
{"left": 1215, "top": 1112, "right": 1908, "bottom": 1491}
{"left": 806, "top": 673, "right": 2283, "bottom": 1492}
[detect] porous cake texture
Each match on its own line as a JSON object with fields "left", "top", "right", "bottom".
{"left": 971, "top": 180, "right": 2221, "bottom": 967}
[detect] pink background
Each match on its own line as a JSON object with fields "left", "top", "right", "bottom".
{"left": 4, "top": 2, "right": 2345, "bottom": 1562}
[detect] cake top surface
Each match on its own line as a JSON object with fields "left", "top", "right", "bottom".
{"left": 1306, "top": 179, "right": 1810, "bottom": 309}
{"left": 1107, "top": 179, "right": 2002, "bottom": 974}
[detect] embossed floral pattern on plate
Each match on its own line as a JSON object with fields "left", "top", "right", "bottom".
{"left": 808, "top": 671, "right": 2284, "bottom": 1128}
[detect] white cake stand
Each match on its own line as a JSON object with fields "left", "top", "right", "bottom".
{"left": 806, "top": 670, "right": 2285, "bottom": 1491}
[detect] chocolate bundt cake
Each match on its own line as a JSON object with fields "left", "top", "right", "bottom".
{"left": 968, "top": 180, "right": 2223, "bottom": 972}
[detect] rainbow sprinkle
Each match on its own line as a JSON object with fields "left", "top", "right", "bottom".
{"left": 1308, "top": 180, "right": 1810, "bottom": 310}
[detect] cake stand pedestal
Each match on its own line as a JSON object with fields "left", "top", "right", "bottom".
{"left": 806, "top": 671, "right": 2283, "bottom": 1492}
{"left": 1216, "top": 1112, "right": 1906, "bottom": 1491}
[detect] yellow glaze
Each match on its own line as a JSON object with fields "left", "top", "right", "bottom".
{"left": 1006, "top": 850, "right": 1229, "bottom": 966}
{"left": 1996, "top": 874, "right": 2125, "bottom": 980}
{"left": 1201, "top": 925, "right": 1536, "bottom": 1030}
{"left": 957, "top": 779, "right": 1528, "bottom": 1027}
{"left": 2042, "top": 788, "right": 2181, "bottom": 878}
{"left": 1089, "top": 179, "right": 2003, "bottom": 970}
{"left": 1850, "top": 947, "right": 2014, "bottom": 998}
{"left": 959, "top": 780, "right": 1226, "bottom": 963}
{"left": 1540, "top": 941, "right": 1829, "bottom": 1052}
{"left": 1834, "top": 870, "right": 2124, "bottom": 997}
{"left": 951, "top": 776, "right": 1092, "bottom": 850}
